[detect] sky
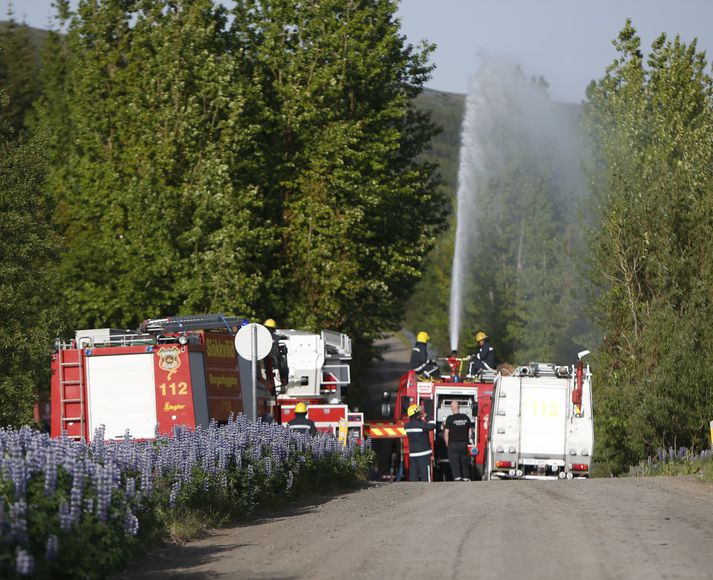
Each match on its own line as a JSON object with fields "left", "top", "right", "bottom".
{"left": 7, "top": 0, "right": 713, "bottom": 103}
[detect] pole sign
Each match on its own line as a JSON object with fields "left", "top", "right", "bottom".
{"left": 234, "top": 323, "right": 273, "bottom": 422}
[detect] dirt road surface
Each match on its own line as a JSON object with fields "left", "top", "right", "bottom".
{"left": 128, "top": 476, "right": 713, "bottom": 580}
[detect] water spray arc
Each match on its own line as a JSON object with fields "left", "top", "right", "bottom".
{"left": 448, "top": 66, "right": 494, "bottom": 353}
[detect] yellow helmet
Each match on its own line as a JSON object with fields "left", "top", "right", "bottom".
{"left": 294, "top": 402, "right": 307, "bottom": 414}
{"left": 475, "top": 331, "right": 488, "bottom": 342}
{"left": 407, "top": 404, "right": 422, "bottom": 417}
{"left": 264, "top": 318, "right": 277, "bottom": 329}
{"left": 416, "top": 331, "right": 430, "bottom": 343}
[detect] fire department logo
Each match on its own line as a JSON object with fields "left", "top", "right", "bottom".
{"left": 158, "top": 346, "right": 181, "bottom": 380}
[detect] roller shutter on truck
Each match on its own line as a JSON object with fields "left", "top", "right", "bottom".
{"left": 520, "top": 379, "right": 567, "bottom": 459}
{"left": 86, "top": 354, "right": 158, "bottom": 440}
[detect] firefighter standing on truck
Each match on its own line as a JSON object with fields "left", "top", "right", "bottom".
{"left": 468, "top": 331, "right": 496, "bottom": 376}
{"left": 410, "top": 331, "right": 440, "bottom": 379}
{"left": 405, "top": 404, "right": 436, "bottom": 482}
{"left": 288, "top": 402, "right": 317, "bottom": 435}
{"left": 444, "top": 401, "right": 474, "bottom": 481}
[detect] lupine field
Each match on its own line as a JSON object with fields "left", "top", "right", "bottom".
{"left": 631, "top": 447, "right": 713, "bottom": 479}
{"left": 0, "top": 416, "right": 372, "bottom": 579}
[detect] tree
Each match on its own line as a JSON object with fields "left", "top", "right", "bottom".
{"left": 583, "top": 21, "right": 713, "bottom": 470}
{"left": 0, "top": 14, "right": 42, "bottom": 133}
{"left": 37, "top": 0, "right": 444, "bottom": 385}
{"left": 36, "top": 0, "right": 275, "bottom": 328}
{"left": 231, "top": 0, "right": 445, "bottom": 354}
{"left": 0, "top": 96, "right": 62, "bottom": 425}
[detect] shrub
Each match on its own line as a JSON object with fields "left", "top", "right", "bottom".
{"left": 0, "top": 416, "right": 372, "bottom": 578}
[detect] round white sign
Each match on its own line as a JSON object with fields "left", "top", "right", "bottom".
{"left": 234, "top": 323, "right": 273, "bottom": 360}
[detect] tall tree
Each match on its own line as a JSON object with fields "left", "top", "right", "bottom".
{"left": 0, "top": 15, "right": 42, "bottom": 133}
{"left": 37, "top": 0, "right": 275, "bottom": 327}
{"left": 0, "top": 96, "right": 62, "bottom": 425}
{"left": 38, "top": 0, "right": 444, "bottom": 380}
{"left": 231, "top": 0, "right": 445, "bottom": 351}
{"left": 583, "top": 21, "right": 713, "bottom": 471}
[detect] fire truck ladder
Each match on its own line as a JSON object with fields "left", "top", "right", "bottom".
{"left": 58, "top": 347, "right": 86, "bottom": 441}
{"left": 140, "top": 313, "right": 246, "bottom": 335}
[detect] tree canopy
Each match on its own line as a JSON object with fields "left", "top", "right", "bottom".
{"left": 583, "top": 20, "right": 713, "bottom": 471}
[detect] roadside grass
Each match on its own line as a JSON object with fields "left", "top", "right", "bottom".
{"left": 629, "top": 448, "right": 713, "bottom": 481}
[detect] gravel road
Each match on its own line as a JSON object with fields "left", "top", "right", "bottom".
{"left": 127, "top": 476, "right": 713, "bottom": 580}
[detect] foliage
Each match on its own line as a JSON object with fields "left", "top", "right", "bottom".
{"left": 33, "top": 0, "right": 444, "bottom": 365}
{"left": 629, "top": 446, "right": 713, "bottom": 480}
{"left": 583, "top": 20, "right": 713, "bottom": 472}
{"left": 0, "top": 418, "right": 372, "bottom": 578}
{"left": 0, "top": 17, "right": 42, "bottom": 133}
{"left": 0, "top": 112, "right": 63, "bottom": 426}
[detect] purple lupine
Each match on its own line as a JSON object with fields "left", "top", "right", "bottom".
{"left": 43, "top": 452, "right": 58, "bottom": 497}
{"left": 168, "top": 481, "right": 181, "bottom": 508}
{"left": 15, "top": 547, "right": 34, "bottom": 576}
{"left": 8, "top": 500, "right": 28, "bottom": 544}
{"left": 125, "top": 477, "right": 136, "bottom": 500}
{"left": 45, "top": 534, "right": 59, "bottom": 560}
{"left": 123, "top": 509, "right": 139, "bottom": 536}
{"left": 69, "top": 460, "right": 85, "bottom": 524}
{"left": 94, "top": 464, "right": 114, "bottom": 522}
{"left": 59, "top": 500, "right": 72, "bottom": 532}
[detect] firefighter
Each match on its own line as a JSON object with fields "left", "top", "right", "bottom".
{"left": 467, "top": 331, "right": 496, "bottom": 376}
{"left": 288, "top": 402, "right": 317, "bottom": 436}
{"left": 410, "top": 331, "right": 441, "bottom": 379}
{"left": 404, "top": 404, "right": 436, "bottom": 482}
{"left": 444, "top": 401, "right": 474, "bottom": 481}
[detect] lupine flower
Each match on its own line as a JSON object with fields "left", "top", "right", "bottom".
{"left": 15, "top": 547, "right": 33, "bottom": 576}
{"left": 0, "top": 413, "right": 367, "bottom": 569}
{"left": 45, "top": 535, "right": 59, "bottom": 561}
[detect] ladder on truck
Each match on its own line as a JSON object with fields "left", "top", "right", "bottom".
{"left": 58, "top": 347, "right": 86, "bottom": 441}
{"left": 140, "top": 313, "right": 246, "bottom": 334}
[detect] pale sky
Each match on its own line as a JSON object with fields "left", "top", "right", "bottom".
{"left": 7, "top": 0, "right": 713, "bottom": 103}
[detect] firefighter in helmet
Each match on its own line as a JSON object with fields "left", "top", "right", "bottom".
{"left": 288, "top": 402, "right": 317, "bottom": 436}
{"left": 410, "top": 331, "right": 441, "bottom": 379}
{"left": 405, "top": 404, "right": 436, "bottom": 482}
{"left": 467, "top": 331, "right": 496, "bottom": 376}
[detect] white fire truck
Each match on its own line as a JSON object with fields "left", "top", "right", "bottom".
{"left": 49, "top": 314, "right": 363, "bottom": 442}
{"left": 487, "top": 351, "right": 594, "bottom": 480}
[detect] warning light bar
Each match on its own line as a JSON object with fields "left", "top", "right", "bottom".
{"left": 495, "top": 460, "right": 514, "bottom": 468}
{"left": 571, "top": 463, "right": 589, "bottom": 471}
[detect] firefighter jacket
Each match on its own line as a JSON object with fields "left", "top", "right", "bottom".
{"left": 470, "top": 340, "right": 496, "bottom": 372}
{"left": 410, "top": 341, "right": 429, "bottom": 373}
{"left": 288, "top": 414, "right": 317, "bottom": 436}
{"left": 405, "top": 417, "right": 436, "bottom": 457}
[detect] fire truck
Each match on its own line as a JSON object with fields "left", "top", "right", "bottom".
{"left": 367, "top": 355, "right": 499, "bottom": 481}
{"left": 488, "top": 351, "right": 594, "bottom": 480}
{"left": 49, "top": 314, "right": 363, "bottom": 442}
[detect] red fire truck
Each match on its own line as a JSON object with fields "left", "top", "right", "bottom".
{"left": 49, "top": 314, "right": 363, "bottom": 442}
{"left": 367, "top": 355, "right": 498, "bottom": 481}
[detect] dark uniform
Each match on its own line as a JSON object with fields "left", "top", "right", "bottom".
{"left": 410, "top": 342, "right": 440, "bottom": 378}
{"left": 405, "top": 416, "right": 436, "bottom": 482}
{"left": 288, "top": 413, "right": 317, "bottom": 436}
{"left": 468, "top": 340, "right": 496, "bottom": 375}
{"left": 445, "top": 413, "right": 473, "bottom": 480}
